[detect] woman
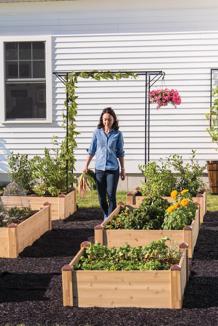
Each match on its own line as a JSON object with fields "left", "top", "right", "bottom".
{"left": 83, "top": 107, "right": 125, "bottom": 220}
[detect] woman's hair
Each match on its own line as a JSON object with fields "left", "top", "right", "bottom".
{"left": 97, "top": 107, "right": 119, "bottom": 130}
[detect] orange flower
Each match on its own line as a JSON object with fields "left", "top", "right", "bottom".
{"left": 166, "top": 205, "right": 175, "bottom": 214}
{"left": 170, "top": 190, "right": 178, "bottom": 200}
{"left": 180, "top": 198, "right": 190, "bottom": 207}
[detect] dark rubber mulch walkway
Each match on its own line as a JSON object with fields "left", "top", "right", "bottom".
{"left": 0, "top": 208, "right": 218, "bottom": 326}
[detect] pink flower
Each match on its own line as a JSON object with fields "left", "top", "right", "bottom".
{"left": 149, "top": 88, "right": 181, "bottom": 109}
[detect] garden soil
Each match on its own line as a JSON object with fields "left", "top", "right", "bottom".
{"left": 0, "top": 208, "right": 218, "bottom": 326}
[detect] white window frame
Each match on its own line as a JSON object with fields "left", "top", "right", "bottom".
{"left": 0, "top": 35, "right": 52, "bottom": 124}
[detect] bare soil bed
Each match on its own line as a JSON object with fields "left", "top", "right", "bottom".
{"left": 0, "top": 208, "right": 218, "bottom": 326}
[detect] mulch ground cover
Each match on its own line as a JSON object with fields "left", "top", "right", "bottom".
{"left": 0, "top": 208, "right": 218, "bottom": 326}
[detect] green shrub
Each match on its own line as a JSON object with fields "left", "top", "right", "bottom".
{"left": 31, "top": 146, "right": 67, "bottom": 197}
{"left": 167, "top": 150, "right": 205, "bottom": 196}
{"left": 8, "top": 153, "right": 33, "bottom": 193}
{"left": 8, "top": 140, "right": 76, "bottom": 197}
{"left": 139, "top": 161, "right": 176, "bottom": 197}
{"left": 139, "top": 151, "right": 205, "bottom": 197}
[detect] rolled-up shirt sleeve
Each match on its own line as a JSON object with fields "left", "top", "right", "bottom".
{"left": 87, "top": 130, "right": 97, "bottom": 156}
{"left": 116, "top": 131, "right": 125, "bottom": 157}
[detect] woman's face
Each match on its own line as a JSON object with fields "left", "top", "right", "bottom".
{"left": 102, "top": 113, "right": 114, "bottom": 129}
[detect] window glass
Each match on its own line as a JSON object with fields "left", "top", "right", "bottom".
{"left": 19, "top": 42, "right": 31, "bottom": 60}
{"left": 4, "top": 41, "right": 46, "bottom": 120}
{"left": 6, "top": 62, "right": 18, "bottom": 79}
{"left": 20, "top": 61, "right": 31, "bottom": 78}
{"left": 6, "top": 83, "right": 46, "bottom": 119}
{"left": 5, "top": 43, "right": 18, "bottom": 60}
{"left": 33, "top": 42, "right": 45, "bottom": 59}
{"left": 33, "top": 61, "right": 45, "bottom": 78}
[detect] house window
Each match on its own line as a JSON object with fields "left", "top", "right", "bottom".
{"left": 5, "top": 41, "right": 46, "bottom": 120}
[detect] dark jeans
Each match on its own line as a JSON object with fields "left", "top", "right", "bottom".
{"left": 95, "top": 169, "right": 119, "bottom": 218}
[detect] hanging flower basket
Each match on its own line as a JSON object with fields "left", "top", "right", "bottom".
{"left": 149, "top": 88, "right": 181, "bottom": 109}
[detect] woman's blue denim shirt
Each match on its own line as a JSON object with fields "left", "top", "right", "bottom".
{"left": 87, "top": 128, "right": 125, "bottom": 171}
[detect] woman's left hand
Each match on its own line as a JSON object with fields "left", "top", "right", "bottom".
{"left": 120, "top": 169, "right": 126, "bottom": 180}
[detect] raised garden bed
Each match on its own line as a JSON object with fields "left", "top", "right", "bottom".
{"left": 62, "top": 241, "right": 188, "bottom": 309}
{"left": 1, "top": 189, "right": 76, "bottom": 221}
{"left": 95, "top": 204, "right": 200, "bottom": 258}
{"left": 127, "top": 191, "right": 206, "bottom": 224}
{"left": 0, "top": 203, "right": 51, "bottom": 258}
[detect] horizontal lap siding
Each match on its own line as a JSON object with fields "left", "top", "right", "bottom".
{"left": 0, "top": 1, "right": 218, "bottom": 174}
{"left": 55, "top": 32, "right": 218, "bottom": 172}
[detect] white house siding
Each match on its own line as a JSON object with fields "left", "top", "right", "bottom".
{"left": 0, "top": 0, "right": 218, "bottom": 180}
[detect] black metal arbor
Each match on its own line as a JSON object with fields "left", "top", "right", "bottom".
{"left": 53, "top": 70, "right": 165, "bottom": 191}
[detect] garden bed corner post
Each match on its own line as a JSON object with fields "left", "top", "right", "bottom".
{"left": 170, "top": 242, "right": 188, "bottom": 309}
{"left": 94, "top": 224, "right": 104, "bottom": 244}
{"left": 62, "top": 264, "right": 73, "bottom": 307}
{"left": 179, "top": 242, "right": 189, "bottom": 281}
{"left": 184, "top": 226, "right": 192, "bottom": 257}
{"left": 170, "top": 264, "right": 182, "bottom": 309}
{"left": 8, "top": 223, "right": 18, "bottom": 258}
{"left": 42, "top": 202, "right": 52, "bottom": 230}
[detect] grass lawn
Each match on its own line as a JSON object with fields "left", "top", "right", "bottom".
{"left": 77, "top": 190, "right": 126, "bottom": 208}
{"left": 207, "top": 193, "right": 218, "bottom": 211}
{"left": 77, "top": 191, "right": 218, "bottom": 211}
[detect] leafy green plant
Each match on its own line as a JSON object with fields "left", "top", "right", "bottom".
{"left": 167, "top": 150, "right": 205, "bottom": 196}
{"left": 31, "top": 139, "right": 68, "bottom": 197}
{"left": 163, "top": 189, "right": 197, "bottom": 230}
{"left": 139, "top": 161, "right": 176, "bottom": 197}
{"left": 8, "top": 153, "right": 33, "bottom": 193}
{"left": 107, "top": 190, "right": 197, "bottom": 231}
{"left": 0, "top": 206, "right": 33, "bottom": 227}
{"left": 106, "top": 196, "right": 169, "bottom": 230}
{"left": 8, "top": 140, "right": 71, "bottom": 197}
{"left": 139, "top": 151, "right": 205, "bottom": 197}
{"left": 75, "top": 238, "right": 180, "bottom": 271}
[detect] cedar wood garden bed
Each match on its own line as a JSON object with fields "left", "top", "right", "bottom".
{"left": 0, "top": 203, "right": 51, "bottom": 258}
{"left": 1, "top": 189, "right": 76, "bottom": 221}
{"left": 0, "top": 206, "right": 218, "bottom": 325}
{"left": 62, "top": 241, "right": 189, "bottom": 309}
{"left": 127, "top": 191, "right": 207, "bottom": 224}
{"left": 94, "top": 204, "right": 200, "bottom": 258}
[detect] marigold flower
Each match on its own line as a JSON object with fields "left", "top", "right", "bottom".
{"left": 180, "top": 198, "right": 190, "bottom": 207}
{"left": 166, "top": 205, "right": 175, "bottom": 214}
{"left": 170, "top": 190, "right": 178, "bottom": 200}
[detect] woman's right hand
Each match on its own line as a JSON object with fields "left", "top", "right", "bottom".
{"left": 83, "top": 167, "right": 88, "bottom": 173}
{"left": 83, "top": 155, "right": 94, "bottom": 174}
{"left": 120, "top": 169, "right": 126, "bottom": 181}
